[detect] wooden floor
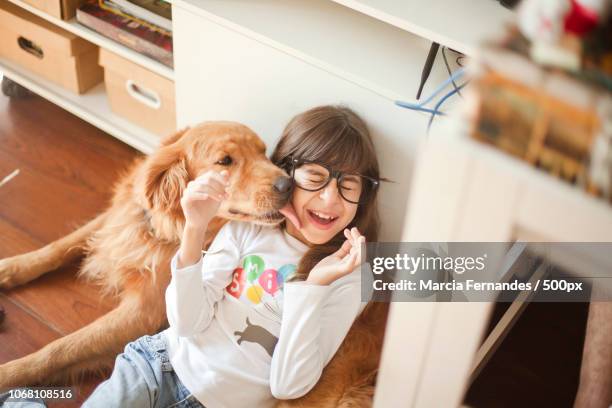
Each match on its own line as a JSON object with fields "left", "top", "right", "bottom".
{"left": 0, "top": 87, "right": 139, "bottom": 406}
{"left": 0, "top": 85, "right": 589, "bottom": 408}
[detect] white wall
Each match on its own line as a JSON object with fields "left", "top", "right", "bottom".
{"left": 173, "top": 6, "right": 462, "bottom": 240}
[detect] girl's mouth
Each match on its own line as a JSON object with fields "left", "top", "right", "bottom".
{"left": 307, "top": 209, "right": 338, "bottom": 230}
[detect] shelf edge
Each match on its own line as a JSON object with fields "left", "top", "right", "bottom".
{"left": 1, "top": 61, "right": 159, "bottom": 154}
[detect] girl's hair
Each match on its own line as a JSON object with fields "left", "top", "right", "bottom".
{"left": 270, "top": 105, "right": 381, "bottom": 281}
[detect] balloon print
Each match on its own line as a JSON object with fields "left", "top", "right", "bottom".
{"left": 278, "top": 264, "right": 296, "bottom": 281}
{"left": 246, "top": 285, "right": 265, "bottom": 304}
{"left": 226, "top": 267, "right": 245, "bottom": 299}
{"left": 243, "top": 255, "right": 264, "bottom": 282}
{"left": 259, "top": 269, "right": 278, "bottom": 295}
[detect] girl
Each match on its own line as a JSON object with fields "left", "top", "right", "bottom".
{"left": 82, "top": 105, "right": 382, "bottom": 408}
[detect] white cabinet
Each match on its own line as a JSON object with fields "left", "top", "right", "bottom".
{"left": 375, "top": 118, "right": 612, "bottom": 408}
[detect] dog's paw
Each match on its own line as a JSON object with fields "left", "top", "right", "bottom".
{"left": 0, "top": 257, "right": 27, "bottom": 289}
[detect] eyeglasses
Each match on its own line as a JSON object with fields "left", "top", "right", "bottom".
{"left": 288, "top": 158, "right": 379, "bottom": 204}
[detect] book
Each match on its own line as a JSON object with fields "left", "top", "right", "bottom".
{"left": 101, "top": 0, "right": 170, "bottom": 35}
{"left": 77, "top": 0, "right": 173, "bottom": 67}
{"left": 108, "top": 0, "right": 171, "bottom": 32}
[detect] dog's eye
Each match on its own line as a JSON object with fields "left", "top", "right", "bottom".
{"left": 216, "top": 155, "right": 233, "bottom": 166}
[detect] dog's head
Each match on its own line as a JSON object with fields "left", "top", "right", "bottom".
{"left": 138, "top": 122, "right": 292, "bottom": 227}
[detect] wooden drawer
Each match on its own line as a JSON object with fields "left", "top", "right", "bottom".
{"left": 0, "top": 0, "right": 102, "bottom": 93}
{"left": 19, "top": 0, "right": 83, "bottom": 20}
{"left": 99, "top": 48, "right": 176, "bottom": 137}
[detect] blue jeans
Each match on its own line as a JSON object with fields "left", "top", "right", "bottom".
{"left": 83, "top": 332, "right": 204, "bottom": 408}
{"left": 0, "top": 333, "right": 203, "bottom": 408}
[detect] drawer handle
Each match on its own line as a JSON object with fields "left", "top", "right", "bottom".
{"left": 17, "top": 36, "right": 44, "bottom": 59}
{"left": 125, "top": 80, "right": 161, "bottom": 109}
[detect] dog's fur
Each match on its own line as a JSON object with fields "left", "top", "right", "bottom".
{"left": 0, "top": 121, "right": 388, "bottom": 407}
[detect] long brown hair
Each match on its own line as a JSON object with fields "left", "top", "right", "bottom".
{"left": 271, "top": 105, "right": 381, "bottom": 281}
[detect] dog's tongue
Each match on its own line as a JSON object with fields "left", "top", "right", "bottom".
{"left": 279, "top": 203, "right": 301, "bottom": 229}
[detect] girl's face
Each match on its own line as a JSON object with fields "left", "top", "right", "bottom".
{"left": 281, "top": 165, "right": 360, "bottom": 245}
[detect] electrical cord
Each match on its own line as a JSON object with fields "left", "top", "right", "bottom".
{"left": 442, "top": 47, "right": 463, "bottom": 97}
{"left": 427, "top": 81, "right": 469, "bottom": 131}
{"left": 395, "top": 68, "right": 465, "bottom": 117}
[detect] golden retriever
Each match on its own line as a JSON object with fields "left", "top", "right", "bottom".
{"left": 0, "top": 121, "right": 387, "bottom": 407}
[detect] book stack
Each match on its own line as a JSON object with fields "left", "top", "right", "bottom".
{"left": 76, "top": 0, "right": 172, "bottom": 67}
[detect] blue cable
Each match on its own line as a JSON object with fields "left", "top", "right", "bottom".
{"left": 394, "top": 68, "right": 465, "bottom": 113}
{"left": 427, "top": 81, "right": 469, "bottom": 131}
{"left": 394, "top": 102, "right": 444, "bottom": 115}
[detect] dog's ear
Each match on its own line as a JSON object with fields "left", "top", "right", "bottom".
{"left": 160, "top": 127, "right": 189, "bottom": 147}
{"left": 142, "top": 129, "right": 190, "bottom": 212}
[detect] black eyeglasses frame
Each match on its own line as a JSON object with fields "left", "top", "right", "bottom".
{"left": 288, "top": 157, "right": 380, "bottom": 204}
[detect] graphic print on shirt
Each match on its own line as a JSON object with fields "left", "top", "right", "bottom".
{"left": 234, "top": 317, "right": 279, "bottom": 357}
{"left": 225, "top": 254, "right": 297, "bottom": 305}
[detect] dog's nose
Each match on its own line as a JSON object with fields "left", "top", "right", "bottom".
{"left": 273, "top": 176, "right": 293, "bottom": 194}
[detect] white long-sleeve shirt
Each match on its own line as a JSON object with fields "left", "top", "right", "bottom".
{"left": 163, "top": 221, "right": 365, "bottom": 408}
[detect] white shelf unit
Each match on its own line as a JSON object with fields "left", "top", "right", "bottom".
{"left": 463, "top": 141, "right": 612, "bottom": 244}
{"left": 408, "top": 115, "right": 612, "bottom": 245}
{"left": 375, "top": 118, "right": 612, "bottom": 408}
{"left": 5, "top": 0, "right": 174, "bottom": 81}
{"left": 0, "top": 57, "right": 160, "bottom": 153}
{"left": 329, "top": 0, "right": 515, "bottom": 55}
{"left": 1, "top": 0, "right": 171, "bottom": 153}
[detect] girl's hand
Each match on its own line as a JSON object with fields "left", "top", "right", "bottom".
{"left": 180, "top": 170, "right": 229, "bottom": 231}
{"left": 307, "top": 227, "right": 365, "bottom": 286}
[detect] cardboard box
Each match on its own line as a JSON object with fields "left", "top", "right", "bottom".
{"left": 0, "top": 1, "right": 103, "bottom": 93}
{"left": 99, "top": 48, "right": 176, "bottom": 137}
{"left": 20, "top": 0, "right": 83, "bottom": 20}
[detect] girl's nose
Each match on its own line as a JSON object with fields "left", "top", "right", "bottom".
{"left": 319, "top": 179, "right": 342, "bottom": 204}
